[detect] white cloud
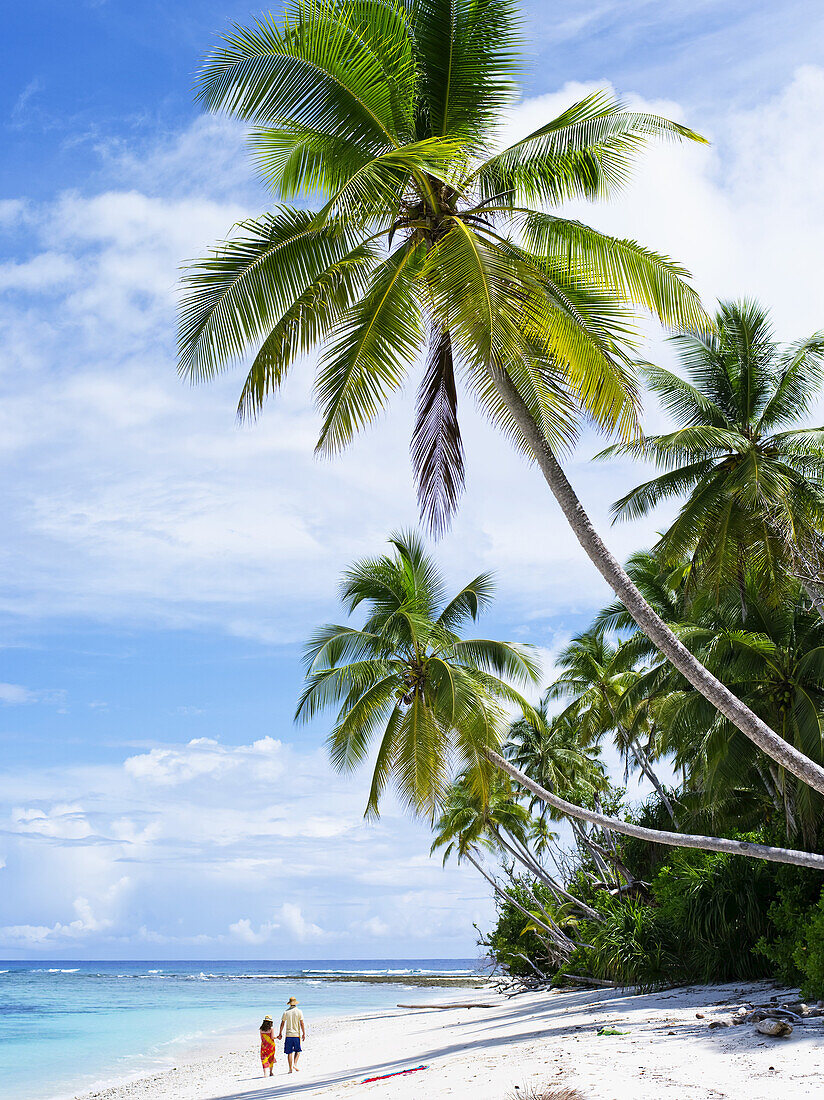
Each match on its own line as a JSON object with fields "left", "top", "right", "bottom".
{"left": 0, "top": 199, "right": 26, "bottom": 228}
{"left": 228, "top": 917, "right": 270, "bottom": 945}
{"left": 0, "top": 252, "right": 78, "bottom": 292}
{"left": 4, "top": 69, "right": 824, "bottom": 644}
{"left": 0, "top": 683, "right": 33, "bottom": 705}
{"left": 0, "top": 734, "right": 488, "bottom": 956}
{"left": 363, "top": 916, "right": 390, "bottom": 937}
{"left": 11, "top": 78, "right": 44, "bottom": 125}
{"left": 0, "top": 878, "right": 130, "bottom": 948}
{"left": 279, "top": 902, "right": 325, "bottom": 942}
{"left": 0, "top": 682, "right": 63, "bottom": 706}
{"left": 124, "top": 736, "right": 284, "bottom": 786}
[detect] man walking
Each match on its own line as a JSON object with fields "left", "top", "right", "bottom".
{"left": 277, "top": 996, "right": 306, "bottom": 1073}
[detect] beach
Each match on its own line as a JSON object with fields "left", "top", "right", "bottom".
{"left": 73, "top": 981, "right": 824, "bottom": 1100}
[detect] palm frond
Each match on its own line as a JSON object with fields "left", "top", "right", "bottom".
{"left": 471, "top": 91, "right": 706, "bottom": 206}
{"left": 196, "top": 4, "right": 412, "bottom": 151}
{"left": 437, "top": 572, "right": 496, "bottom": 630}
{"left": 315, "top": 241, "right": 424, "bottom": 452}
{"left": 411, "top": 327, "right": 465, "bottom": 537}
{"left": 412, "top": 0, "right": 521, "bottom": 143}
{"left": 236, "top": 241, "right": 378, "bottom": 419}
{"left": 521, "top": 214, "right": 708, "bottom": 334}
{"left": 178, "top": 208, "right": 358, "bottom": 381}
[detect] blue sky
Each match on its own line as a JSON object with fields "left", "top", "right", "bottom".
{"left": 2, "top": 1, "right": 824, "bottom": 960}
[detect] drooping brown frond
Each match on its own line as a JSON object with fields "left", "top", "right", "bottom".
{"left": 411, "top": 326, "right": 465, "bottom": 537}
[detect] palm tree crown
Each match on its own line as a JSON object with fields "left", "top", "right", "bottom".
{"left": 602, "top": 300, "right": 824, "bottom": 597}
{"left": 178, "top": 0, "right": 824, "bottom": 837}
{"left": 296, "top": 531, "right": 539, "bottom": 817}
{"left": 179, "top": 0, "right": 706, "bottom": 534}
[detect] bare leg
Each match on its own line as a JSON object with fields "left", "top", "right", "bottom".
{"left": 294, "top": 1052, "right": 301, "bottom": 1072}
{"left": 287, "top": 1052, "right": 294, "bottom": 1073}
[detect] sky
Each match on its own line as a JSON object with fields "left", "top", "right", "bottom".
{"left": 2, "top": 0, "right": 824, "bottom": 960}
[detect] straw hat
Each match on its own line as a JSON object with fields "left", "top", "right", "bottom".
{"left": 263, "top": 1014, "right": 273, "bottom": 1022}
{"left": 287, "top": 996, "right": 298, "bottom": 1006}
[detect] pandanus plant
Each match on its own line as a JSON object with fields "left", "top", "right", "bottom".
{"left": 179, "top": 0, "right": 824, "bottom": 863}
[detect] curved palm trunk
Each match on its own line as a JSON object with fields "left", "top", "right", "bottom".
{"left": 628, "top": 740, "right": 680, "bottom": 827}
{"left": 490, "top": 364, "right": 824, "bottom": 800}
{"left": 489, "top": 749, "right": 824, "bottom": 869}
{"left": 464, "top": 852, "right": 574, "bottom": 957}
{"left": 492, "top": 827, "right": 604, "bottom": 922}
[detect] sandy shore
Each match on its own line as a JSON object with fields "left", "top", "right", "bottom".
{"left": 76, "top": 980, "right": 824, "bottom": 1100}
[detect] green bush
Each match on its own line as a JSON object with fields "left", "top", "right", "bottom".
{"left": 486, "top": 878, "right": 559, "bottom": 978}
{"left": 572, "top": 897, "right": 675, "bottom": 988}
{"left": 756, "top": 868, "right": 824, "bottom": 997}
{"left": 650, "top": 849, "right": 774, "bottom": 983}
{"left": 483, "top": 796, "right": 824, "bottom": 992}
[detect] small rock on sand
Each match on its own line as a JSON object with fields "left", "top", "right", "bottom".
{"left": 755, "top": 1018, "right": 793, "bottom": 1037}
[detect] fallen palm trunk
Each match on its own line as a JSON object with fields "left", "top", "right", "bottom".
{"left": 488, "top": 750, "right": 824, "bottom": 869}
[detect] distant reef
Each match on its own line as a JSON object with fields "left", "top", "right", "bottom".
{"left": 280, "top": 974, "right": 488, "bottom": 987}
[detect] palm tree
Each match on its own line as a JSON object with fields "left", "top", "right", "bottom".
{"left": 646, "top": 578, "right": 824, "bottom": 847}
{"left": 547, "top": 631, "right": 680, "bottom": 824}
{"left": 505, "top": 705, "right": 624, "bottom": 882}
{"left": 179, "top": 1, "right": 824, "bottom": 811}
{"left": 295, "top": 530, "right": 539, "bottom": 817}
{"left": 506, "top": 703, "right": 606, "bottom": 808}
{"left": 602, "top": 300, "right": 824, "bottom": 604}
{"left": 430, "top": 773, "right": 578, "bottom": 959}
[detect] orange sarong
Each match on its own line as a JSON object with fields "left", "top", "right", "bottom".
{"left": 260, "top": 1030, "right": 276, "bottom": 1068}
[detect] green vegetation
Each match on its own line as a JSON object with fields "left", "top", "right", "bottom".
{"left": 599, "top": 299, "right": 824, "bottom": 602}
{"left": 480, "top": 306, "right": 824, "bottom": 989}
{"left": 295, "top": 531, "right": 539, "bottom": 818}
{"left": 180, "top": 1, "right": 824, "bottom": 989}
{"left": 180, "top": 0, "right": 824, "bottom": 825}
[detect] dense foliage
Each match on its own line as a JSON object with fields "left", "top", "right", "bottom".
{"left": 198, "top": 1, "right": 824, "bottom": 991}
{"left": 488, "top": 807, "right": 824, "bottom": 996}
{"left": 477, "top": 301, "right": 824, "bottom": 994}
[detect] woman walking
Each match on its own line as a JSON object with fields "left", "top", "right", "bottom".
{"left": 259, "top": 1014, "right": 277, "bottom": 1077}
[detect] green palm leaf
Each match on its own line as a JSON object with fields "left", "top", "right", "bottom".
{"left": 178, "top": 209, "right": 360, "bottom": 381}
{"left": 471, "top": 91, "right": 706, "bottom": 206}
{"left": 315, "top": 242, "right": 425, "bottom": 452}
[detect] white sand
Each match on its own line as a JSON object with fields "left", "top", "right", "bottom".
{"left": 76, "top": 981, "right": 824, "bottom": 1100}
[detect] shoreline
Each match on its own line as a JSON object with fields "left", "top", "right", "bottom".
{"left": 68, "top": 979, "right": 824, "bottom": 1100}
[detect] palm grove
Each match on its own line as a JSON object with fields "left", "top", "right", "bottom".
{"left": 178, "top": 0, "right": 824, "bottom": 989}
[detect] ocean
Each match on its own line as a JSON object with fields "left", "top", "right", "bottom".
{"left": 0, "top": 960, "right": 482, "bottom": 1100}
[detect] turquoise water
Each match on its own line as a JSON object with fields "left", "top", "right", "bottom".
{"left": 0, "top": 960, "right": 479, "bottom": 1100}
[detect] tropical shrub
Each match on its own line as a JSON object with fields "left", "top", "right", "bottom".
{"left": 486, "top": 793, "right": 824, "bottom": 989}
{"left": 649, "top": 850, "right": 774, "bottom": 983}
{"left": 486, "top": 880, "right": 565, "bottom": 979}
{"left": 756, "top": 866, "right": 824, "bottom": 997}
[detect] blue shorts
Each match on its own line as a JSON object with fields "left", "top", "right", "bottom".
{"left": 284, "top": 1037, "right": 302, "bottom": 1055}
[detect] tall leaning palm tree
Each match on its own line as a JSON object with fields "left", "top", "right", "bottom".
{"left": 601, "top": 300, "right": 824, "bottom": 603}
{"left": 295, "top": 530, "right": 539, "bottom": 817}
{"left": 178, "top": 0, "right": 824, "bottom": 821}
